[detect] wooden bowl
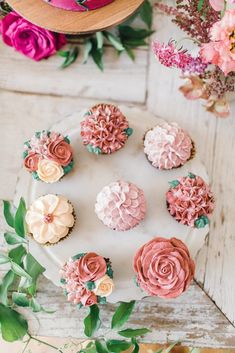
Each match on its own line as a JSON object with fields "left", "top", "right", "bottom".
{"left": 7, "top": 0, "right": 145, "bottom": 34}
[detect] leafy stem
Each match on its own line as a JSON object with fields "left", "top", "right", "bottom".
{"left": 21, "top": 334, "right": 64, "bottom": 353}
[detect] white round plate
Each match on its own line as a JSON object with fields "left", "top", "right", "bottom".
{"left": 15, "top": 106, "right": 209, "bottom": 303}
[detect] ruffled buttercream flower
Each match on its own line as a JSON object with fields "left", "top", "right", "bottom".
{"left": 25, "top": 194, "right": 75, "bottom": 244}
{"left": 93, "top": 275, "right": 114, "bottom": 297}
{"left": 95, "top": 180, "right": 147, "bottom": 231}
{"left": 24, "top": 152, "right": 40, "bottom": 172}
{"left": 134, "top": 237, "right": 195, "bottom": 299}
{"left": 37, "top": 159, "right": 64, "bottom": 183}
{"left": 144, "top": 123, "right": 193, "bottom": 170}
{"left": 76, "top": 252, "right": 107, "bottom": 283}
{"left": 80, "top": 290, "right": 98, "bottom": 306}
{"left": 80, "top": 104, "right": 133, "bottom": 154}
{"left": 166, "top": 173, "right": 215, "bottom": 228}
{"left": 46, "top": 137, "right": 73, "bottom": 166}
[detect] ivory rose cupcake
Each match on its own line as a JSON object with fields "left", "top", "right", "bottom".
{"left": 134, "top": 237, "right": 195, "bottom": 299}
{"left": 80, "top": 104, "right": 133, "bottom": 155}
{"left": 143, "top": 122, "right": 195, "bottom": 170}
{"left": 60, "top": 252, "right": 114, "bottom": 307}
{"left": 166, "top": 173, "right": 215, "bottom": 228}
{"left": 23, "top": 130, "right": 74, "bottom": 183}
{"left": 95, "top": 180, "right": 147, "bottom": 231}
{"left": 25, "top": 194, "right": 75, "bottom": 245}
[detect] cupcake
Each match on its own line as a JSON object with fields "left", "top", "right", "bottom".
{"left": 95, "top": 180, "right": 146, "bottom": 231}
{"left": 60, "top": 252, "right": 114, "bottom": 307}
{"left": 23, "top": 130, "right": 74, "bottom": 183}
{"left": 80, "top": 104, "right": 133, "bottom": 155}
{"left": 143, "top": 122, "right": 194, "bottom": 170}
{"left": 25, "top": 194, "right": 75, "bottom": 245}
{"left": 133, "top": 237, "right": 195, "bottom": 299}
{"left": 166, "top": 173, "right": 215, "bottom": 228}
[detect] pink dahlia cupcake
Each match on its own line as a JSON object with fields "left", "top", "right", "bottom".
{"left": 143, "top": 122, "right": 195, "bottom": 170}
{"left": 44, "top": 0, "right": 114, "bottom": 11}
{"left": 134, "top": 237, "right": 195, "bottom": 299}
{"left": 23, "top": 130, "right": 74, "bottom": 183}
{"left": 80, "top": 104, "right": 133, "bottom": 155}
{"left": 95, "top": 180, "right": 147, "bottom": 231}
{"left": 166, "top": 173, "right": 215, "bottom": 228}
{"left": 60, "top": 252, "right": 114, "bottom": 307}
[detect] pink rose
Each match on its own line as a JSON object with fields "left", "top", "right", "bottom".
{"left": 80, "top": 290, "right": 98, "bottom": 307}
{"left": 0, "top": 11, "right": 66, "bottom": 61}
{"left": 46, "top": 138, "right": 73, "bottom": 167}
{"left": 134, "top": 237, "right": 195, "bottom": 299}
{"left": 77, "top": 253, "right": 107, "bottom": 283}
{"left": 24, "top": 151, "right": 40, "bottom": 172}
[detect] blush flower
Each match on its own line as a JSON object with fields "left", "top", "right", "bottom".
{"left": 134, "top": 237, "right": 195, "bottom": 299}
{"left": 24, "top": 152, "right": 40, "bottom": 172}
{"left": 76, "top": 252, "right": 107, "bottom": 283}
{"left": 46, "top": 137, "right": 73, "bottom": 166}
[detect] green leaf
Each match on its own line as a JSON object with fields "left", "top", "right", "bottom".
{"left": 57, "top": 50, "right": 70, "bottom": 58}
{"left": 0, "top": 304, "right": 28, "bottom": 342}
{"left": 21, "top": 253, "right": 45, "bottom": 295}
{"left": 3, "top": 200, "right": 15, "bottom": 228}
{"left": 30, "top": 297, "right": 42, "bottom": 312}
{"left": 124, "top": 46, "right": 135, "bottom": 61}
{"left": 188, "top": 172, "right": 196, "bottom": 179}
{"left": 119, "top": 26, "right": 154, "bottom": 40}
{"left": 12, "top": 292, "right": 30, "bottom": 307}
{"left": 91, "top": 45, "right": 104, "bottom": 71}
{"left": 11, "top": 262, "right": 32, "bottom": 282}
{"left": 0, "top": 254, "right": 10, "bottom": 265}
{"left": 96, "top": 32, "right": 104, "bottom": 50}
{"left": 131, "top": 341, "right": 139, "bottom": 353}
{"left": 0, "top": 270, "right": 15, "bottom": 306}
{"left": 139, "top": 0, "right": 153, "bottom": 29}
{"left": 4, "top": 232, "right": 27, "bottom": 245}
{"left": 111, "top": 300, "right": 135, "bottom": 329}
{"left": 103, "top": 31, "right": 124, "bottom": 52}
{"left": 84, "top": 304, "right": 101, "bottom": 337}
{"left": 86, "top": 281, "right": 95, "bottom": 290}
{"left": 60, "top": 46, "right": 79, "bottom": 69}
{"left": 106, "top": 340, "right": 133, "bottom": 353}
{"left": 118, "top": 328, "right": 151, "bottom": 338}
{"left": 195, "top": 215, "right": 209, "bottom": 228}
{"left": 14, "top": 198, "right": 26, "bottom": 237}
{"left": 95, "top": 340, "right": 109, "bottom": 353}
{"left": 124, "top": 128, "right": 133, "bottom": 137}
{"left": 83, "top": 40, "right": 93, "bottom": 64}
{"left": 197, "top": 0, "right": 204, "bottom": 12}
{"left": 63, "top": 160, "right": 74, "bottom": 175}
{"left": 8, "top": 245, "right": 26, "bottom": 265}
{"left": 168, "top": 180, "right": 180, "bottom": 188}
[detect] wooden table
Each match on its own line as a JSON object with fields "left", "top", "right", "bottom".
{"left": 0, "top": 6, "right": 235, "bottom": 348}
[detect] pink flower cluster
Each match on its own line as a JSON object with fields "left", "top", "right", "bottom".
{"left": 166, "top": 174, "right": 215, "bottom": 228}
{"left": 60, "top": 253, "right": 108, "bottom": 307}
{"left": 80, "top": 104, "right": 131, "bottom": 154}
{"left": 134, "top": 237, "right": 195, "bottom": 299}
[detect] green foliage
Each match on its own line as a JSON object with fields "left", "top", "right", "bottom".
{"left": 195, "top": 215, "right": 209, "bottom": 228}
{"left": 168, "top": 180, "right": 180, "bottom": 188}
{"left": 106, "top": 339, "right": 133, "bottom": 353}
{"left": 111, "top": 301, "right": 135, "bottom": 329}
{"left": 58, "top": 46, "right": 79, "bottom": 69}
{"left": 0, "top": 304, "right": 28, "bottom": 342}
{"left": 3, "top": 200, "right": 15, "bottom": 228}
{"left": 84, "top": 304, "right": 101, "bottom": 337}
{"left": 4, "top": 232, "right": 27, "bottom": 245}
{"left": 14, "top": 198, "right": 26, "bottom": 237}
{"left": 118, "top": 328, "right": 151, "bottom": 338}
{"left": 0, "top": 270, "right": 15, "bottom": 305}
{"left": 139, "top": 0, "right": 153, "bottom": 29}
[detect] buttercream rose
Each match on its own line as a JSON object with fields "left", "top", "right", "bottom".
{"left": 76, "top": 252, "right": 107, "bottom": 283}
{"left": 134, "top": 237, "right": 195, "bottom": 299}
{"left": 93, "top": 275, "right": 114, "bottom": 297}
{"left": 24, "top": 152, "right": 39, "bottom": 172}
{"left": 37, "top": 159, "right": 64, "bottom": 183}
{"left": 46, "top": 138, "right": 73, "bottom": 166}
{"left": 0, "top": 12, "right": 66, "bottom": 61}
{"left": 80, "top": 290, "right": 98, "bottom": 307}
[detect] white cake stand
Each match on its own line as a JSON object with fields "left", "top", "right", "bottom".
{"left": 15, "top": 106, "right": 209, "bottom": 303}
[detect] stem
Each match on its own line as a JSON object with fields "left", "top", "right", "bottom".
{"left": 176, "top": 37, "right": 201, "bottom": 47}
{"left": 21, "top": 338, "right": 31, "bottom": 353}
{"left": 28, "top": 334, "right": 64, "bottom": 353}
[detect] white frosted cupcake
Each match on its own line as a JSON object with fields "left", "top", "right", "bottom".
{"left": 95, "top": 180, "right": 147, "bottom": 231}
{"left": 25, "top": 194, "right": 75, "bottom": 245}
{"left": 143, "top": 122, "right": 195, "bottom": 170}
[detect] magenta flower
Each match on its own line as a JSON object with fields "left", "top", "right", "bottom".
{"left": 0, "top": 11, "right": 66, "bottom": 61}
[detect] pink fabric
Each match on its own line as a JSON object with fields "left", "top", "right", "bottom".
{"left": 133, "top": 237, "right": 195, "bottom": 299}
{"left": 47, "top": 138, "right": 73, "bottom": 166}
{"left": 44, "top": 0, "right": 114, "bottom": 11}
{"left": 0, "top": 11, "right": 66, "bottom": 61}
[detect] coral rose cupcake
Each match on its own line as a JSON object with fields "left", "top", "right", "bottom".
{"left": 80, "top": 104, "right": 133, "bottom": 155}
{"left": 134, "top": 237, "right": 195, "bottom": 299}
{"left": 143, "top": 122, "right": 195, "bottom": 170}
{"left": 95, "top": 180, "right": 147, "bottom": 231}
{"left": 166, "top": 173, "right": 215, "bottom": 228}
{"left": 23, "top": 130, "right": 74, "bottom": 183}
{"left": 60, "top": 252, "right": 114, "bottom": 307}
{"left": 25, "top": 194, "right": 75, "bottom": 245}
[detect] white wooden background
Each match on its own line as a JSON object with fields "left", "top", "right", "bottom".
{"left": 0, "top": 6, "right": 235, "bottom": 348}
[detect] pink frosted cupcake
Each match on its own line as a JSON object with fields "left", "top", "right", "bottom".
{"left": 166, "top": 173, "right": 215, "bottom": 228}
{"left": 80, "top": 104, "right": 133, "bottom": 155}
{"left": 44, "top": 0, "right": 114, "bottom": 12}
{"left": 143, "top": 122, "right": 195, "bottom": 170}
{"left": 60, "top": 252, "right": 114, "bottom": 307}
{"left": 95, "top": 180, "right": 146, "bottom": 231}
{"left": 134, "top": 237, "right": 195, "bottom": 299}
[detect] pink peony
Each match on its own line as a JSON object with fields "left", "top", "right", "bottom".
{"left": 200, "top": 10, "right": 235, "bottom": 75}
{"left": 24, "top": 151, "right": 40, "bottom": 172}
{"left": 134, "top": 237, "right": 195, "bottom": 299}
{"left": 76, "top": 253, "right": 107, "bottom": 283}
{"left": 0, "top": 11, "right": 66, "bottom": 61}
{"left": 46, "top": 138, "right": 73, "bottom": 166}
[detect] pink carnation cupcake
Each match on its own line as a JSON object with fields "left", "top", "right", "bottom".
{"left": 23, "top": 130, "right": 74, "bottom": 183}
{"left": 95, "top": 180, "right": 147, "bottom": 231}
{"left": 44, "top": 0, "right": 114, "bottom": 12}
{"left": 60, "top": 252, "right": 114, "bottom": 307}
{"left": 143, "top": 122, "right": 195, "bottom": 170}
{"left": 80, "top": 104, "right": 133, "bottom": 155}
{"left": 166, "top": 173, "right": 215, "bottom": 228}
{"left": 134, "top": 237, "right": 195, "bottom": 299}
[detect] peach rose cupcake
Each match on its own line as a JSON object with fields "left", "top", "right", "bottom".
{"left": 23, "top": 130, "right": 74, "bottom": 183}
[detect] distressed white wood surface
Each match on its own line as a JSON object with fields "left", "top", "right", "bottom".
{"left": 0, "top": 5, "right": 235, "bottom": 347}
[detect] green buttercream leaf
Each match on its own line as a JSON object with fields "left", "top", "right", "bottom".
{"left": 22, "top": 150, "right": 28, "bottom": 159}
{"left": 77, "top": 302, "right": 83, "bottom": 309}
{"left": 60, "top": 278, "right": 66, "bottom": 284}
{"left": 98, "top": 296, "right": 107, "bottom": 305}
{"left": 86, "top": 281, "right": 95, "bottom": 290}
{"left": 35, "top": 131, "right": 41, "bottom": 139}
{"left": 168, "top": 180, "right": 180, "bottom": 188}
{"left": 24, "top": 141, "right": 31, "bottom": 148}
{"left": 106, "top": 264, "right": 114, "bottom": 279}
{"left": 195, "top": 215, "right": 209, "bottom": 228}
{"left": 63, "top": 160, "right": 74, "bottom": 175}
{"left": 86, "top": 144, "right": 102, "bottom": 155}
{"left": 188, "top": 172, "right": 196, "bottom": 179}
{"left": 32, "top": 171, "right": 40, "bottom": 180}
{"left": 64, "top": 136, "right": 71, "bottom": 144}
{"left": 124, "top": 128, "right": 133, "bottom": 137}
{"left": 72, "top": 253, "right": 86, "bottom": 260}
